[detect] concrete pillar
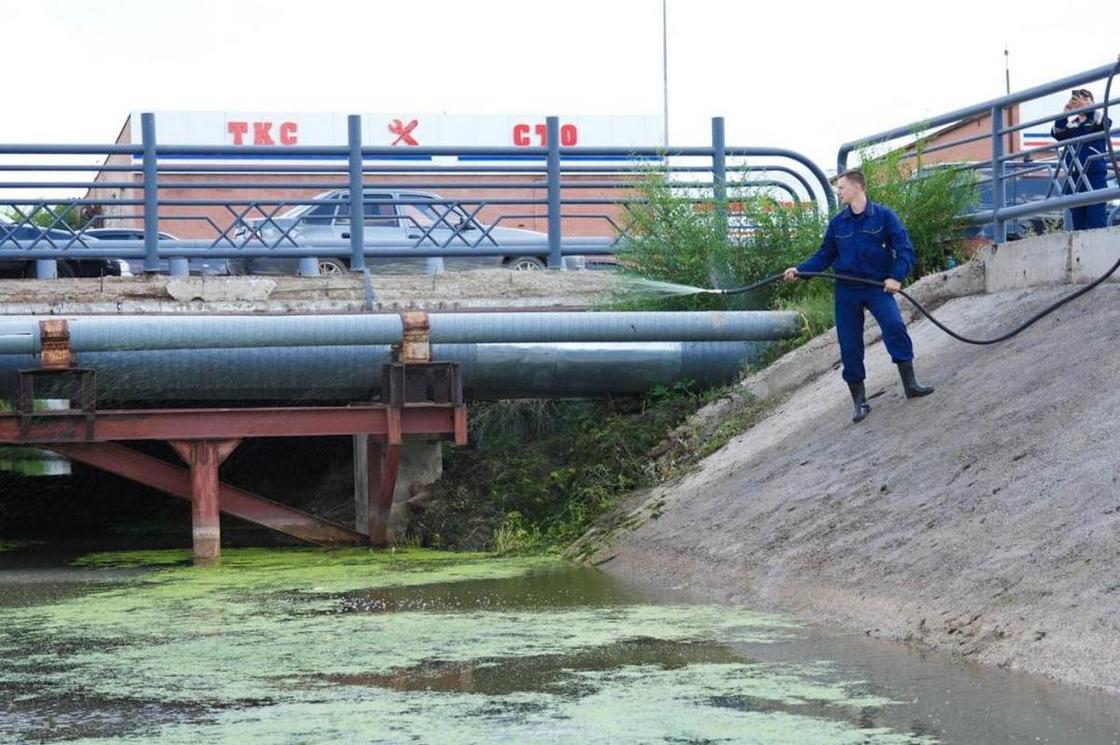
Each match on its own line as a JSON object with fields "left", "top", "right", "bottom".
{"left": 389, "top": 439, "right": 443, "bottom": 538}
{"left": 353, "top": 434, "right": 370, "bottom": 533}
{"left": 353, "top": 437, "right": 443, "bottom": 543}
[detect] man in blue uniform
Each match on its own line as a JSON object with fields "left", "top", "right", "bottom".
{"left": 1053, "top": 88, "right": 1113, "bottom": 231}
{"left": 783, "top": 169, "right": 933, "bottom": 423}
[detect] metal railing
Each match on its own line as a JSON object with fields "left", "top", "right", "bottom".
{"left": 838, "top": 60, "right": 1120, "bottom": 244}
{"left": 0, "top": 115, "right": 834, "bottom": 279}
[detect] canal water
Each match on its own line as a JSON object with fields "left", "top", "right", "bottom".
{"left": 0, "top": 546, "right": 1117, "bottom": 744}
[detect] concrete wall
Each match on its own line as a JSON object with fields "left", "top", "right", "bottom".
{"left": 981, "top": 225, "right": 1120, "bottom": 293}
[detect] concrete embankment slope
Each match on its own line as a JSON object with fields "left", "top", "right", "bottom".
{"left": 588, "top": 227, "right": 1120, "bottom": 693}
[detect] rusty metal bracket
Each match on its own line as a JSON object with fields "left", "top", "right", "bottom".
{"left": 39, "top": 319, "right": 72, "bottom": 369}
{"left": 397, "top": 311, "right": 431, "bottom": 364}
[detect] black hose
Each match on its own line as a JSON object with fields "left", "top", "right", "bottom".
{"left": 713, "top": 267, "right": 1118, "bottom": 346}
{"left": 1106, "top": 54, "right": 1119, "bottom": 185}
{"left": 710, "top": 57, "right": 1120, "bottom": 347}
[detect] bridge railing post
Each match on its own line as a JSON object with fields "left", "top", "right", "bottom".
{"left": 141, "top": 113, "right": 160, "bottom": 274}
{"left": 348, "top": 114, "right": 366, "bottom": 273}
{"left": 711, "top": 116, "right": 728, "bottom": 240}
{"left": 546, "top": 115, "right": 562, "bottom": 269}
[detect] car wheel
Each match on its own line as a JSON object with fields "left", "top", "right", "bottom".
{"left": 505, "top": 256, "right": 546, "bottom": 271}
{"left": 317, "top": 258, "right": 348, "bottom": 276}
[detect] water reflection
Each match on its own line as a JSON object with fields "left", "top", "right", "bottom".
{"left": 0, "top": 549, "right": 1117, "bottom": 745}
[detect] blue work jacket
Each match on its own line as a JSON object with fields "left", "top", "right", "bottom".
{"left": 797, "top": 200, "right": 915, "bottom": 284}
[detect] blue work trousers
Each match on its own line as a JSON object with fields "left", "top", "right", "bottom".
{"left": 835, "top": 284, "right": 914, "bottom": 384}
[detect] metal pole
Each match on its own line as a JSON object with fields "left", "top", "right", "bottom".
{"left": 662, "top": 0, "right": 669, "bottom": 148}
{"left": 990, "top": 105, "right": 1007, "bottom": 244}
{"left": 141, "top": 113, "right": 160, "bottom": 274}
{"left": 711, "top": 117, "right": 727, "bottom": 236}
{"left": 348, "top": 115, "right": 365, "bottom": 272}
{"left": 1004, "top": 45, "right": 1011, "bottom": 95}
{"left": 546, "top": 116, "right": 562, "bottom": 269}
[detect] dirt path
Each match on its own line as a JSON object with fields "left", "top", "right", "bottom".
{"left": 590, "top": 283, "right": 1120, "bottom": 693}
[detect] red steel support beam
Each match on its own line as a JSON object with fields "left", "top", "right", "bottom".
{"left": 46, "top": 442, "right": 366, "bottom": 548}
{"left": 169, "top": 439, "right": 241, "bottom": 565}
{"left": 368, "top": 408, "right": 402, "bottom": 547}
{"left": 453, "top": 405, "right": 468, "bottom": 447}
{"left": 0, "top": 405, "right": 460, "bottom": 444}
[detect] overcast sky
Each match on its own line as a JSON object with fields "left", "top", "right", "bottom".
{"left": 1, "top": 0, "right": 1116, "bottom": 170}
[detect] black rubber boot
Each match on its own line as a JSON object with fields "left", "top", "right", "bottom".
{"left": 897, "top": 361, "right": 934, "bottom": 399}
{"left": 848, "top": 382, "right": 871, "bottom": 423}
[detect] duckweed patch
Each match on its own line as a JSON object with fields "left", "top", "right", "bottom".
{"left": 0, "top": 548, "right": 937, "bottom": 744}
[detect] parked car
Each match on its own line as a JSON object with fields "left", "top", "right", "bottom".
{"left": 0, "top": 214, "right": 123, "bottom": 278}
{"left": 230, "top": 189, "right": 583, "bottom": 275}
{"left": 84, "top": 229, "right": 231, "bottom": 276}
{"left": 971, "top": 166, "right": 1066, "bottom": 241}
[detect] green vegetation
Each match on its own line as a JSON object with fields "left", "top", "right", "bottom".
{"left": 858, "top": 146, "right": 979, "bottom": 276}
{"left": 414, "top": 378, "right": 784, "bottom": 556}
{"left": 415, "top": 390, "right": 707, "bottom": 553}
{"left": 611, "top": 169, "right": 830, "bottom": 315}
{"left": 0, "top": 202, "right": 85, "bottom": 231}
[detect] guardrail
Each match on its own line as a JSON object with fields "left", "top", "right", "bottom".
{"left": 0, "top": 115, "right": 834, "bottom": 279}
{"left": 838, "top": 60, "right": 1120, "bottom": 244}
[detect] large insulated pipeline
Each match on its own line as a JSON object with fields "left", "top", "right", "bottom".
{"left": 0, "top": 342, "right": 770, "bottom": 402}
{"left": 0, "top": 311, "right": 800, "bottom": 354}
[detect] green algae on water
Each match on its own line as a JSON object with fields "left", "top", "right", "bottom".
{"left": 0, "top": 548, "right": 935, "bottom": 745}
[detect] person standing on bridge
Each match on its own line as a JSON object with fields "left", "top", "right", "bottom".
{"left": 783, "top": 169, "right": 934, "bottom": 423}
{"left": 1053, "top": 88, "right": 1112, "bottom": 232}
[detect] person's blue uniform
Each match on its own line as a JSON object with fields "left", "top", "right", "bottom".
{"left": 797, "top": 201, "right": 916, "bottom": 384}
{"left": 1052, "top": 112, "right": 1112, "bottom": 231}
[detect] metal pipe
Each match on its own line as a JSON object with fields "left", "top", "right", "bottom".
{"left": 0, "top": 311, "right": 800, "bottom": 355}
{"left": 960, "top": 185, "right": 1120, "bottom": 224}
{"left": 0, "top": 342, "right": 770, "bottom": 402}
{"left": 0, "top": 243, "right": 617, "bottom": 260}
{"left": 837, "top": 61, "right": 1118, "bottom": 172}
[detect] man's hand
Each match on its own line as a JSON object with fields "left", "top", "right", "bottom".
{"left": 883, "top": 278, "right": 901, "bottom": 294}
{"left": 783, "top": 267, "right": 799, "bottom": 283}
